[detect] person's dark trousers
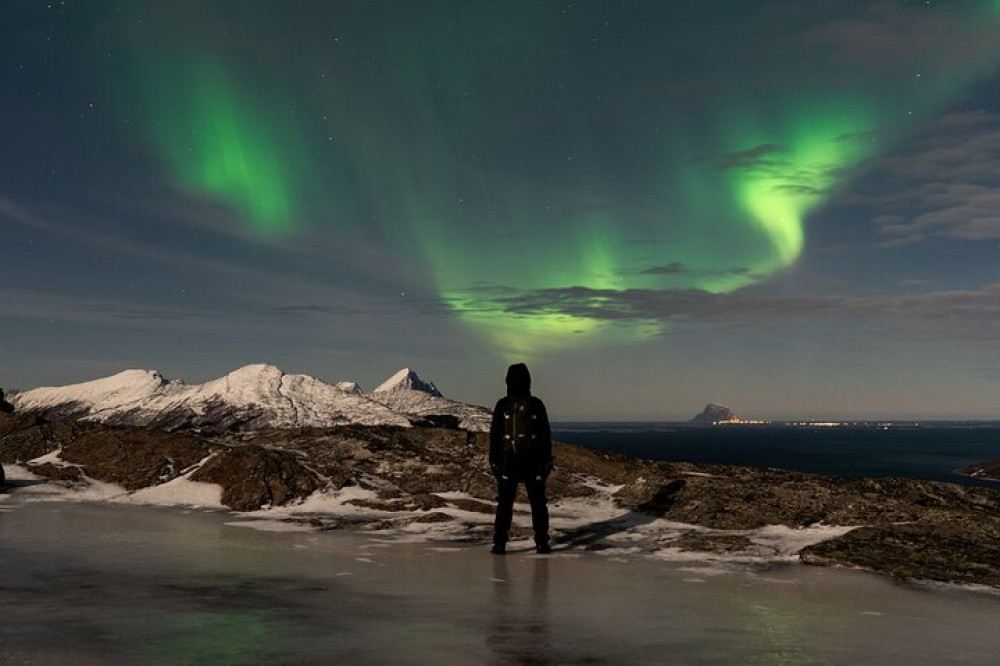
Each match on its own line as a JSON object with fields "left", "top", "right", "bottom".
{"left": 493, "top": 477, "right": 550, "bottom": 548}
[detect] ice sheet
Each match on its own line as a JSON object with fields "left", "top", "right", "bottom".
{"left": 1, "top": 500, "right": 997, "bottom": 665}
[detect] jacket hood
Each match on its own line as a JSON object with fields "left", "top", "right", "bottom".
{"left": 505, "top": 363, "right": 531, "bottom": 397}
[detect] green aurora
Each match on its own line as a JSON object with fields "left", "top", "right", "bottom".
{"left": 132, "top": 54, "right": 306, "bottom": 234}
{"left": 117, "top": 1, "right": 1000, "bottom": 357}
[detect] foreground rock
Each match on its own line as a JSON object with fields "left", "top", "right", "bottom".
{"left": 958, "top": 459, "right": 1000, "bottom": 482}
{"left": 190, "top": 445, "right": 324, "bottom": 510}
{"left": 3, "top": 411, "right": 1000, "bottom": 588}
{"left": 801, "top": 522, "right": 1000, "bottom": 588}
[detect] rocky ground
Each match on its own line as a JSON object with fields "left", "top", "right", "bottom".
{"left": 2, "top": 410, "right": 1000, "bottom": 588}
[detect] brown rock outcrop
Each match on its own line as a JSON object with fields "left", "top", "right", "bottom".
{"left": 801, "top": 521, "right": 1000, "bottom": 587}
{"left": 25, "top": 462, "right": 84, "bottom": 483}
{"left": 59, "top": 428, "right": 213, "bottom": 490}
{"left": 189, "top": 444, "right": 325, "bottom": 511}
{"left": 0, "top": 412, "right": 90, "bottom": 464}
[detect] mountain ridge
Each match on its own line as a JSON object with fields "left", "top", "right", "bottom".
{"left": 10, "top": 364, "right": 490, "bottom": 433}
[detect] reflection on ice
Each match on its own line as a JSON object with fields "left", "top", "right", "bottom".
{"left": 155, "top": 611, "right": 276, "bottom": 666}
{"left": 1, "top": 499, "right": 998, "bottom": 665}
{"left": 489, "top": 557, "right": 552, "bottom": 664}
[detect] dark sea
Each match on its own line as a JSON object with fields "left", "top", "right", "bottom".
{"left": 552, "top": 423, "right": 1000, "bottom": 488}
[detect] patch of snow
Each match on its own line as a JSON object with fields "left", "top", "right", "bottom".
{"left": 250, "top": 485, "right": 386, "bottom": 520}
{"left": 3, "top": 461, "right": 223, "bottom": 510}
{"left": 434, "top": 491, "right": 479, "bottom": 500}
{"left": 28, "top": 449, "right": 70, "bottom": 466}
{"left": 578, "top": 476, "right": 625, "bottom": 493}
{"left": 128, "top": 476, "right": 225, "bottom": 510}
{"left": 2, "top": 464, "right": 43, "bottom": 483}
{"left": 224, "top": 519, "right": 314, "bottom": 533}
{"left": 911, "top": 579, "right": 1000, "bottom": 597}
{"left": 746, "top": 524, "right": 858, "bottom": 558}
{"left": 30, "top": 475, "right": 129, "bottom": 503}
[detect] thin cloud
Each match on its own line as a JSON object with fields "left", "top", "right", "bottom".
{"left": 267, "top": 304, "right": 365, "bottom": 317}
{"left": 640, "top": 262, "right": 757, "bottom": 280}
{"left": 864, "top": 112, "right": 1000, "bottom": 243}
{"left": 0, "top": 288, "right": 236, "bottom": 327}
{"left": 800, "top": 1, "right": 1000, "bottom": 71}
{"left": 458, "top": 282, "right": 1000, "bottom": 344}
{"left": 712, "top": 144, "right": 789, "bottom": 171}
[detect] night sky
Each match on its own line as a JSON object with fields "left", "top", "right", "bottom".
{"left": 4, "top": 1, "right": 1000, "bottom": 420}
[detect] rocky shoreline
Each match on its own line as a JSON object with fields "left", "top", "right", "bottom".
{"left": 2, "top": 410, "right": 1000, "bottom": 589}
{"left": 958, "top": 459, "right": 1000, "bottom": 483}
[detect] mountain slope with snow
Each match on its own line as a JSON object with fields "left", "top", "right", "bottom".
{"left": 373, "top": 368, "right": 442, "bottom": 396}
{"left": 364, "top": 366, "right": 493, "bottom": 428}
{"left": 12, "top": 364, "right": 490, "bottom": 432}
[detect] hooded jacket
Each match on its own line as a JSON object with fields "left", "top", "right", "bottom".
{"left": 489, "top": 363, "right": 553, "bottom": 480}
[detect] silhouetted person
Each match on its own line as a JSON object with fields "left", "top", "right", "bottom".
{"left": 490, "top": 363, "right": 553, "bottom": 554}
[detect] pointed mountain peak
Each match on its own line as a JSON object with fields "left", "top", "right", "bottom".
{"left": 372, "top": 368, "right": 442, "bottom": 397}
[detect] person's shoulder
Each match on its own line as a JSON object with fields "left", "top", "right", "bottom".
{"left": 493, "top": 397, "right": 510, "bottom": 411}
{"left": 528, "top": 396, "right": 548, "bottom": 411}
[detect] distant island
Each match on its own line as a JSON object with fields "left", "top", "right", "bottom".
{"left": 690, "top": 403, "right": 742, "bottom": 424}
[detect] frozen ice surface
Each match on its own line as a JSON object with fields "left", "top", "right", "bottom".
{"left": 1, "top": 498, "right": 998, "bottom": 665}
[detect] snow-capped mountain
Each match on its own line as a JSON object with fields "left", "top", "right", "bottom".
{"left": 11, "top": 364, "right": 490, "bottom": 432}
{"left": 373, "top": 368, "right": 442, "bottom": 396}
{"left": 368, "top": 367, "right": 491, "bottom": 430}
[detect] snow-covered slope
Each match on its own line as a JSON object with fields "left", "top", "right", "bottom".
{"left": 13, "top": 369, "right": 169, "bottom": 419}
{"left": 12, "top": 364, "right": 490, "bottom": 432}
